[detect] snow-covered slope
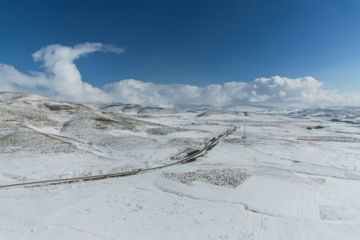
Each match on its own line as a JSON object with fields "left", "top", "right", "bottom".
{"left": 1, "top": 92, "right": 360, "bottom": 240}
{"left": 287, "top": 106, "right": 360, "bottom": 124}
{"left": 0, "top": 93, "right": 216, "bottom": 183}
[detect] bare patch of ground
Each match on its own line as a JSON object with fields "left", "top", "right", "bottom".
{"left": 307, "top": 177, "right": 326, "bottom": 185}
{"left": 163, "top": 168, "right": 250, "bottom": 188}
{"left": 223, "top": 137, "right": 262, "bottom": 146}
{"left": 146, "top": 127, "right": 182, "bottom": 135}
{"left": 298, "top": 136, "right": 360, "bottom": 142}
{"left": 319, "top": 205, "right": 360, "bottom": 221}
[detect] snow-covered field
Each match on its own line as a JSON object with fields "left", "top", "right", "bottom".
{"left": 1, "top": 93, "right": 360, "bottom": 239}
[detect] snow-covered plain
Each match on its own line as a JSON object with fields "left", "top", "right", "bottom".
{"left": 1, "top": 93, "right": 360, "bottom": 239}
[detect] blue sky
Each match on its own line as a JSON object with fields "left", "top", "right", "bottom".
{"left": 0, "top": 0, "right": 360, "bottom": 106}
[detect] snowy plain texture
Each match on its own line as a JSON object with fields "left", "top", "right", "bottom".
{"left": 1, "top": 93, "right": 360, "bottom": 239}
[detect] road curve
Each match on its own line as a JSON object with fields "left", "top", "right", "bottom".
{"left": 0, "top": 127, "right": 237, "bottom": 189}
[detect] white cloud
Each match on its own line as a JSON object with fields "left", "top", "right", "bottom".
{"left": 103, "top": 76, "right": 359, "bottom": 107}
{"left": 30, "top": 42, "right": 124, "bottom": 102}
{"left": 0, "top": 64, "right": 49, "bottom": 93}
{"left": 245, "top": 76, "right": 334, "bottom": 104}
{"left": 0, "top": 42, "right": 359, "bottom": 108}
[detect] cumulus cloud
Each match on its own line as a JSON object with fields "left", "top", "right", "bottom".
{"left": 103, "top": 76, "right": 352, "bottom": 107}
{"left": 0, "top": 64, "right": 49, "bottom": 92}
{"left": 31, "top": 42, "right": 124, "bottom": 102}
{"left": 245, "top": 76, "right": 337, "bottom": 104}
{"left": 0, "top": 42, "right": 359, "bottom": 107}
{"left": 0, "top": 42, "right": 124, "bottom": 102}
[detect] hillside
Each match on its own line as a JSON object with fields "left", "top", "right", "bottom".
{"left": 1, "top": 92, "right": 360, "bottom": 240}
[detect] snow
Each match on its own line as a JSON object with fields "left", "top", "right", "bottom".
{"left": 1, "top": 92, "right": 360, "bottom": 239}
{"left": 26, "top": 125, "right": 61, "bottom": 135}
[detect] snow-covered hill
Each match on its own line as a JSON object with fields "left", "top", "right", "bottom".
{"left": 1, "top": 92, "right": 360, "bottom": 240}
{"left": 0, "top": 92, "right": 217, "bottom": 183}
{"left": 287, "top": 106, "right": 360, "bottom": 124}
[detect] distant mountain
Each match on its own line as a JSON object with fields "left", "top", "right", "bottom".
{"left": 197, "top": 110, "right": 246, "bottom": 118}
{"left": 287, "top": 106, "right": 360, "bottom": 124}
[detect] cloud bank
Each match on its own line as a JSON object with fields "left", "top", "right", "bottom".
{"left": 0, "top": 43, "right": 359, "bottom": 108}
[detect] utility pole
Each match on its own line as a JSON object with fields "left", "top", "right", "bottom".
{"left": 242, "top": 121, "right": 247, "bottom": 139}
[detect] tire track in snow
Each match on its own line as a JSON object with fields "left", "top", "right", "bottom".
{"left": 9, "top": 185, "right": 112, "bottom": 240}
{"left": 153, "top": 172, "right": 280, "bottom": 220}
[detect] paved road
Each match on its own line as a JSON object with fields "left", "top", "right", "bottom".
{"left": 0, "top": 127, "right": 237, "bottom": 189}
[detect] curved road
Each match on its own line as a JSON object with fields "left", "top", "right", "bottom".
{"left": 0, "top": 127, "right": 237, "bottom": 189}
